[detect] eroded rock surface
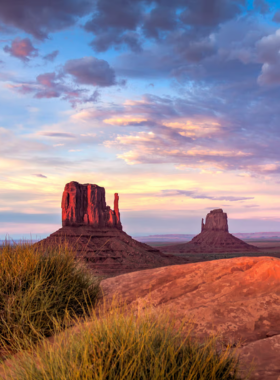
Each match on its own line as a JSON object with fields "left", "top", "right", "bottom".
{"left": 162, "top": 208, "right": 257, "bottom": 253}
{"left": 238, "top": 334, "right": 280, "bottom": 379}
{"left": 101, "top": 256, "right": 280, "bottom": 379}
{"left": 101, "top": 256, "right": 280, "bottom": 343}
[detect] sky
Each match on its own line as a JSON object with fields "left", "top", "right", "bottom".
{"left": 1, "top": 0, "right": 280, "bottom": 239}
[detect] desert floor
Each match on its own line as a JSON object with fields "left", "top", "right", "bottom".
{"left": 147, "top": 239, "right": 280, "bottom": 264}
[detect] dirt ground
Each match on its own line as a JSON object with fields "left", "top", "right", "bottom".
{"left": 147, "top": 239, "right": 280, "bottom": 264}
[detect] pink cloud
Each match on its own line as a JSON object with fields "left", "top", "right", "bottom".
{"left": 3, "top": 37, "right": 38, "bottom": 62}
{"left": 5, "top": 56, "right": 120, "bottom": 106}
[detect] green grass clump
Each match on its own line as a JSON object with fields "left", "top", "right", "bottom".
{"left": 0, "top": 241, "right": 100, "bottom": 350}
{"left": 3, "top": 302, "right": 245, "bottom": 380}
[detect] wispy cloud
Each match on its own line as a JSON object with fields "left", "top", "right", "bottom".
{"left": 33, "top": 174, "right": 47, "bottom": 178}
{"left": 160, "top": 190, "right": 254, "bottom": 202}
{"left": 43, "top": 50, "right": 59, "bottom": 62}
{"left": 40, "top": 132, "right": 76, "bottom": 138}
{"left": 5, "top": 57, "right": 123, "bottom": 106}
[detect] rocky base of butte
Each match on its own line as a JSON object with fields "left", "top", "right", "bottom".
{"left": 162, "top": 209, "right": 258, "bottom": 254}
{"left": 37, "top": 181, "right": 187, "bottom": 277}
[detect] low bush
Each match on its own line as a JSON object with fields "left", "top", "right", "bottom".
{"left": 0, "top": 241, "right": 100, "bottom": 351}
{"left": 2, "top": 301, "right": 245, "bottom": 380}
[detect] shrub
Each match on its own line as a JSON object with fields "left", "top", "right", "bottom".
{"left": 2, "top": 301, "right": 245, "bottom": 380}
{"left": 0, "top": 241, "right": 100, "bottom": 351}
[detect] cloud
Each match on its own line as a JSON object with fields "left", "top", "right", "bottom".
{"left": 253, "top": 0, "right": 270, "bottom": 14}
{"left": 84, "top": 89, "right": 100, "bottom": 103}
{"left": 64, "top": 57, "right": 117, "bottom": 87}
{"left": 0, "top": 0, "right": 93, "bottom": 40}
{"left": 143, "top": 5, "right": 178, "bottom": 39}
{"left": 84, "top": 0, "right": 143, "bottom": 52}
{"left": 256, "top": 29, "right": 280, "bottom": 85}
{"left": 256, "top": 29, "right": 280, "bottom": 64}
{"left": 33, "top": 174, "right": 47, "bottom": 178}
{"left": 273, "top": 11, "right": 280, "bottom": 23}
{"left": 103, "top": 117, "right": 148, "bottom": 126}
{"left": 161, "top": 189, "right": 254, "bottom": 202}
{"left": 96, "top": 88, "right": 280, "bottom": 176}
{"left": 0, "top": 127, "right": 47, "bottom": 157}
{"left": 83, "top": 0, "right": 246, "bottom": 53}
{"left": 113, "top": 12, "right": 278, "bottom": 89}
{"left": 40, "top": 132, "right": 76, "bottom": 138}
{"left": 3, "top": 37, "right": 38, "bottom": 62}
{"left": 258, "top": 60, "right": 280, "bottom": 85}
{"left": 180, "top": 0, "right": 245, "bottom": 27}
{"left": 6, "top": 57, "right": 120, "bottom": 106}
{"left": 43, "top": 50, "right": 59, "bottom": 62}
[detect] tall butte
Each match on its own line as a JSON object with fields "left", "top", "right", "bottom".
{"left": 61, "top": 182, "right": 122, "bottom": 230}
{"left": 37, "top": 181, "right": 187, "bottom": 276}
{"left": 162, "top": 209, "right": 258, "bottom": 253}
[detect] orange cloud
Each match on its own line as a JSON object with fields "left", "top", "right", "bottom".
{"left": 163, "top": 120, "right": 221, "bottom": 138}
{"left": 186, "top": 149, "right": 252, "bottom": 157}
{"left": 103, "top": 117, "right": 148, "bottom": 126}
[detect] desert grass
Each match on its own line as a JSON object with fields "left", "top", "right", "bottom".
{"left": 0, "top": 241, "right": 100, "bottom": 352}
{"left": 0, "top": 241, "right": 248, "bottom": 379}
{"left": 1, "top": 298, "right": 246, "bottom": 380}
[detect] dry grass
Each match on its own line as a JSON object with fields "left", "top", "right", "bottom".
{"left": 0, "top": 241, "right": 100, "bottom": 352}
{"left": 1, "top": 299, "right": 247, "bottom": 380}
{"left": 0, "top": 241, "right": 248, "bottom": 379}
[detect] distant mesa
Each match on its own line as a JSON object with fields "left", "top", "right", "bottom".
{"left": 37, "top": 181, "right": 187, "bottom": 277}
{"left": 201, "top": 209, "right": 228, "bottom": 232}
{"left": 162, "top": 208, "right": 258, "bottom": 253}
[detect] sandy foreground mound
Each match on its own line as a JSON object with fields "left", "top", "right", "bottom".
{"left": 101, "top": 256, "right": 280, "bottom": 379}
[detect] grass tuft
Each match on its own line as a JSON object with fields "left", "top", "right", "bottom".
{"left": 0, "top": 241, "right": 100, "bottom": 351}
{"left": 2, "top": 300, "right": 246, "bottom": 380}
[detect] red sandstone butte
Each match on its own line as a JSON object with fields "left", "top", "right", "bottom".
{"left": 201, "top": 208, "right": 228, "bottom": 232}
{"left": 61, "top": 182, "right": 122, "bottom": 230}
{"left": 36, "top": 181, "right": 187, "bottom": 277}
{"left": 161, "top": 208, "right": 258, "bottom": 254}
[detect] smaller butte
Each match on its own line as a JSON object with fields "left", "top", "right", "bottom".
{"left": 36, "top": 181, "right": 187, "bottom": 277}
{"left": 162, "top": 208, "right": 258, "bottom": 253}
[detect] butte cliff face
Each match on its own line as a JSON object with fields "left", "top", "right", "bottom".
{"left": 201, "top": 209, "right": 228, "bottom": 232}
{"left": 162, "top": 208, "right": 257, "bottom": 254}
{"left": 62, "top": 182, "right": 122, "bottom": 230}
{"left": 37, "top": 181, "right": 187, "bottom": 277}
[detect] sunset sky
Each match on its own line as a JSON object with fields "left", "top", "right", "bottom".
{"left": 1, "top": 0, "right": 280, "bottom": 238}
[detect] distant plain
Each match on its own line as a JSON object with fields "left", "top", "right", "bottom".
{"left": 145, "top": 238, "right": 280, "bottom": 264}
